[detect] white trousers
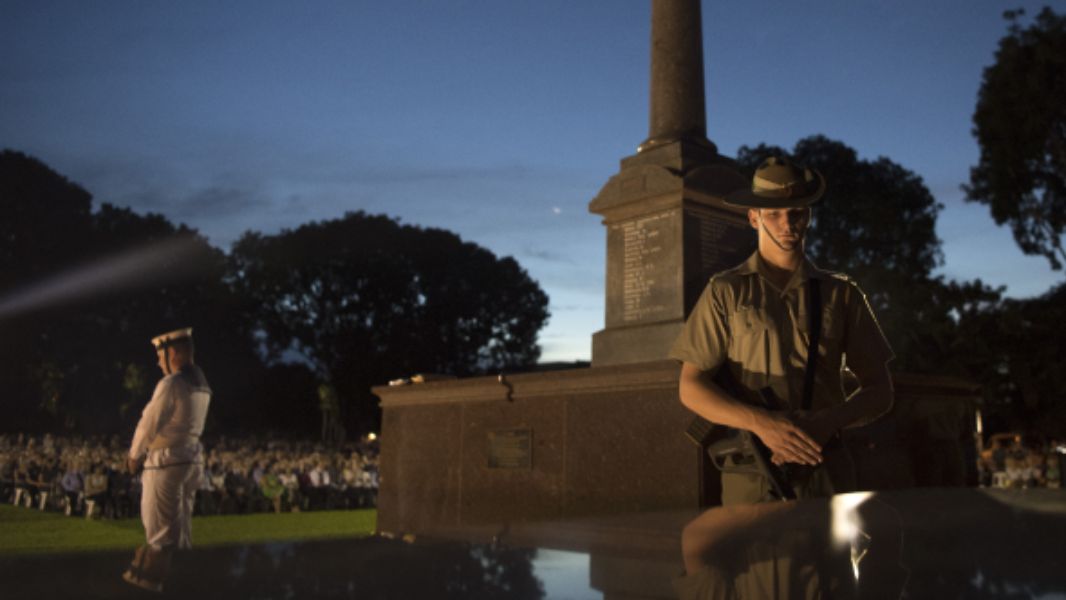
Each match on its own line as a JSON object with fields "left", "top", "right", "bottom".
{"left": 140, "top": 462, "right": 202, "bottom": 550}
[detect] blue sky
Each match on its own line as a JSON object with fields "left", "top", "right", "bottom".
{"left": 2, "top": 1, "right": 1062, "bottom": 361}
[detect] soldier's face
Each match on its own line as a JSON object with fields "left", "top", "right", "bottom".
{"left": 750, "top": 207, "right": 811, "bottom": 252}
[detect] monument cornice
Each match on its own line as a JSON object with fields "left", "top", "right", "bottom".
{"left": 373, "top": 363, "right": 981, "bottom": 409}
{"left": 590, "top": 164, "right": 748, "bottom": 223}
{"left": 373, "top": 360, "right": 681, "bottom": 408}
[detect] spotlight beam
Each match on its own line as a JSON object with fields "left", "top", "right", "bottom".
{"left": 0, "top": 236, "right": 211, "bottom": 321}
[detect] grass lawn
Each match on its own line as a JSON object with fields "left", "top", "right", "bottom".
{"left": 0, "top": 504, "right": 376, "bottom": 556}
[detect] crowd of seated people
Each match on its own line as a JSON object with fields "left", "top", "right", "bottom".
{"left": 979, "top": 434, "right": 1063, "bottom": 489}
{"left": 196, "top": 437, "right": 380, "bottom": 515}
{"left": 0, "top": 433, "right": 379, "bottom": 519}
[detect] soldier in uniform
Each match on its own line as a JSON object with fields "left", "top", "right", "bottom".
{"left": 671, "top": 156, "right": 895, "bottom": 505}
{"left": 122, "top": 328, "right": 211, "bottom": 592}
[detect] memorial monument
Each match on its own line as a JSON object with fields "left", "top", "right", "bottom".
{"left": 588, "top": 0, "right": 752, "bottom": 366}
{"left": 373, "top": 0, "right": 981, "bottom": 538}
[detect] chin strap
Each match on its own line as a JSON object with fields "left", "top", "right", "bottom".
{"left": 161, "top": 346, "right": 173, "bottom": 376}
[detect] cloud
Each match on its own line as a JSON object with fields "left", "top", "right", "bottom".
{"left": 173, "top": 186, "right": 273, "bottom": 219}
{"left": 522, "top": 245, "right": 574, "bottom": 264}
{"left": 548, "top": 304, "right": 599, "bottom": 312}
{"left": 300, "top": 163, "right": 536, "bottom": 187}
{"left": 102, "top": 182, "right": 271, "bottom": 223}
{"left": 300, "top": 160, "right": 594, "bottom": 189}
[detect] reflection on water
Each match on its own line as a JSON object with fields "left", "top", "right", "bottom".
{"left": 677, "top": 492, "right": 907, "bottom": 599}
{"left": 677, "top": 489, "right": 1066, "bottom": 599}
{"left": 532, "top": 550, "right": 599, "bottom": 600}
{"left": 1, "top": 536, "right": 548, "bottom": 599}
{"left": 1, "top": 489, "right": 1064, "bottom": 599}
{"left": 188, "top": 538, "right": 546, "bottom": 599}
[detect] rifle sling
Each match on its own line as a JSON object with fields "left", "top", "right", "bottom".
{"left": 801, "top": 277, "right": 822, "bottom": 412}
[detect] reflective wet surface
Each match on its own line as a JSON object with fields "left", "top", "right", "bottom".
{"left": 2, "top": 488, "right": 1064, "bottom": 599}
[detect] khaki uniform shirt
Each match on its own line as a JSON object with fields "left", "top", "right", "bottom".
{"left": 670, "top": 252, "right": 893, "bottom": 412}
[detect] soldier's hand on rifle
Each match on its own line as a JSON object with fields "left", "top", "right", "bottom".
{"left": 790, "top": 409, "right": 838, "bottom": 446}
{"left": 752, "top": 411, "right": 822, "bottom": 466}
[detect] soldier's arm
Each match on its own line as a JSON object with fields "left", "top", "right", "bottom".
{"left": 802, "top": 357, "right": 893, "bottom": 439}
{"left": 679, "top": 362, "right": 822, "bottom": 465}
{"left": 129, "top": 378, "right": 177, "bottom": 460}
{"left": 798, "top": 281, "right": 895, "bottom": 440}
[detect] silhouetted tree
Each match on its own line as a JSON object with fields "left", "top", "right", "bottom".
{"left": 0, "top": 150, "right": 95, "bottom": 286}
{"left": 966, "top": 7, "right": 1066, "bottom": 270}
{"left": 1, "top": 152, "right": 552, "bottom": 438}
{"left": 254, "top": 363, "right": 321, "bottom": 438}
{"left": 972, "top": 283, "right": 1066, "bottom": 435}
{"left": 229, "top": 212, "right": 550, "bottom": 434}
{"left": 0, "top": 150, "right": 263, "bottom": 435}
{"left": 0, "top": 150, "right": 95, "bottom": 430}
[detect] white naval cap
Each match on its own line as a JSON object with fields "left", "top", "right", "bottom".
{"left": 151, "top": 327, "right": 193, "bottom": 350}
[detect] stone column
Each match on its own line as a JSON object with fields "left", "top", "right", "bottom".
{"left": 640, "top": 0, "right": 714, "bottom": 153}
{"left": 588, "top": 0, "right": 752, "bottom": 367}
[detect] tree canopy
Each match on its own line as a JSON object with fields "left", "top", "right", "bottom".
{"left": 229, "top": 212, "right": 550, "bottom": 433}
{"left": 0, "top": 150, "right": 93, "bottom": 288}
{"left": 0, "top": 151, "right": 549, "bottom": 437}
{"left": 0, "top": 150, "right": 262, "bottom": 434}
{"left": 966, "top": 7, "right": 1066, "bottom": 270}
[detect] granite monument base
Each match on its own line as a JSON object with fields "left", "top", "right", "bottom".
{"left": 373, "top": 360, "right": 697, "bottom": 537}
{"left": 374, "top": 361, "right": 981, "bottom": 538}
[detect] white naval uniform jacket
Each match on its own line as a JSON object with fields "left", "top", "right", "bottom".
{"left": 129, "top": 365, "right": 211, "bottom": 469}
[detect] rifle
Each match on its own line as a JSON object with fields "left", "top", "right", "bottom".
{"left": 685, "top": 371, "right": 797, "bottom": 501}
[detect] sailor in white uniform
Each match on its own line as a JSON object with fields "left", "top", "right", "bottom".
{"left": 122, "top": 327, "right": 211, "bottom": 593}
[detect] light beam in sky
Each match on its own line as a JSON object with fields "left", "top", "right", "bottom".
{"left": 0, "top": 236, "right": 211, "bottom": 321}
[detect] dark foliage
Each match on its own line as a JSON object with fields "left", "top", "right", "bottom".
{"left": 0, "top": 151, "right": 549, "bottom": 438}
{"left": 966, "top": 7, "right": 1066, "bottom": 270}
{"left": 0, "top": 150, "right": 264, "bottom": 435}
{"left": 229, "top": 212, "right": 550, "bottom": 433}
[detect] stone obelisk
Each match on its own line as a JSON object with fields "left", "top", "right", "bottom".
{"left": 589, "top": 0, "right": 755, "bottom": 366}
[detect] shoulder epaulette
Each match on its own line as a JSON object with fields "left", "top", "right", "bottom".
{"left": 823, "top": 271, "right": 857, "bottom": 285}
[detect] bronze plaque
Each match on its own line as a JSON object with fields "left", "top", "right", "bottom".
{"left": 487, "top": 429, "right": 532, "bottom": 469}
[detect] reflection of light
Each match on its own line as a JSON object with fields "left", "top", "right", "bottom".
{"left": 531, "top": 549, "right": 596, "bottom": 600}
{"left": 850, "top": 529, "right": 871, "bottom": 580}
{"left": 831, "top": 491, "right": 874, "bottom": 581}
{"left": 0, "top": 236, "right": 207, "bottom": 321}
{"left": 831, "top": 491, "right": 872, "bottom": 546}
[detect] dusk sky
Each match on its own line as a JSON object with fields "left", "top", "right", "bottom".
{"left": 3, "top": 1, "right": 1062, "bottom": 362}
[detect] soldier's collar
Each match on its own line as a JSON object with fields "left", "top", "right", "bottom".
{"left": 740, "top": 252, "right": 831, "bottom": 286}
{"left": 795, "top": 256, "right": 832, "bottom": 282}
